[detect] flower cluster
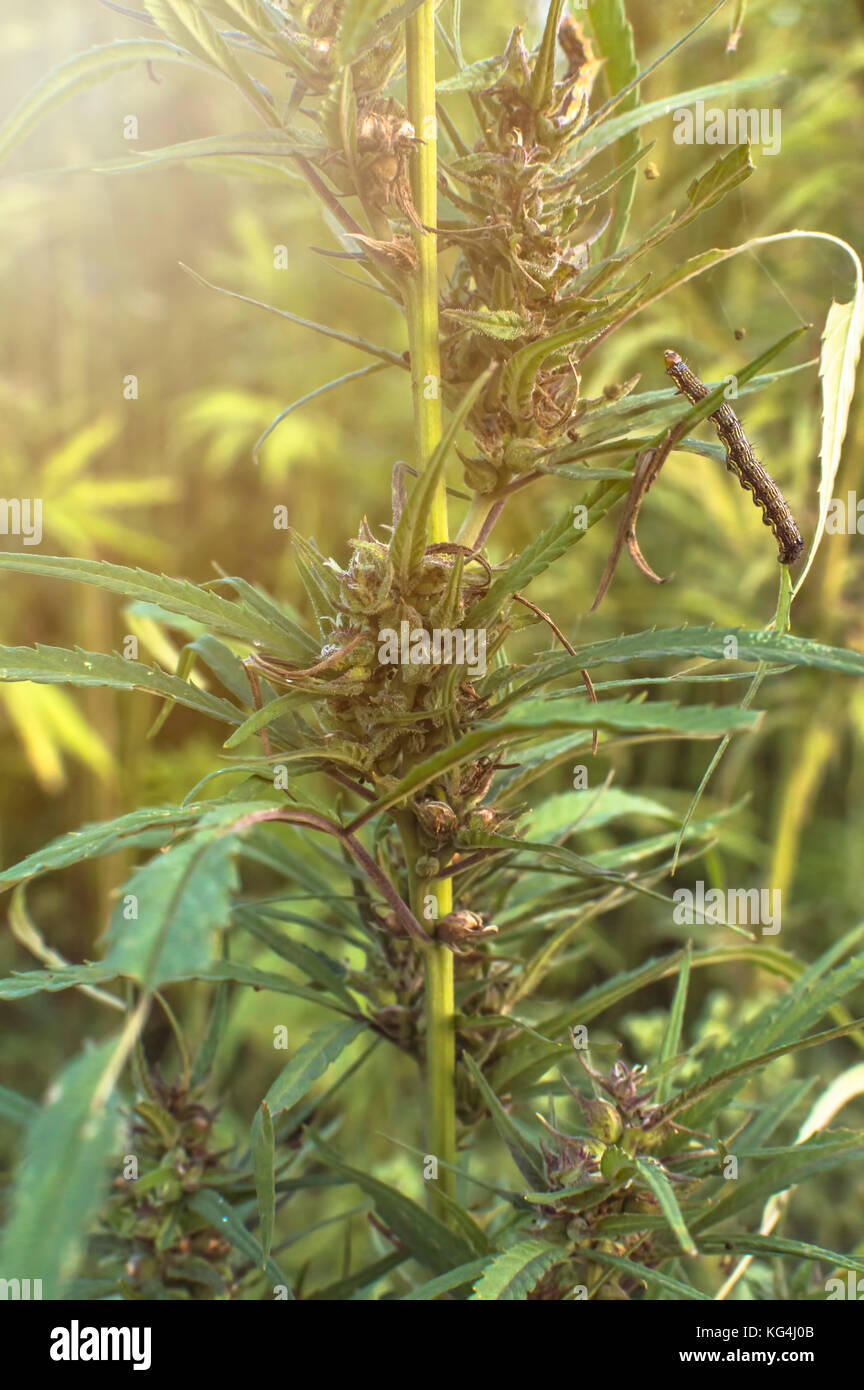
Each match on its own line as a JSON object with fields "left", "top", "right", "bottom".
{"left": 253, "top": 513, "right": 507, "bottom": 782}
{"left": 100, "top": 1077, "right": 237, "bottom": 1300}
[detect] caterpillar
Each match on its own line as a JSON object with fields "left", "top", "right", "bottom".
{"left": 664, "top": 349, "right": 804, "bottom": 566}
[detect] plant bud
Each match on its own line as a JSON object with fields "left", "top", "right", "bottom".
{"left": 578, "top": 1096, "right": 623, "bottom": 1144}
{"left": 411, "top": 558, "right": 449, "bottom": 596}
{"left": 503, "top": 437, "right": 548, "bottom": 475}
{"left": 625, "top": 1190, "right": 658, "bottom": 1214}
{"left": 341, "top": 543, "right": 393, "bottom": 613}
{"left": 462, "top": 455, "right": 501, "bottom": 492}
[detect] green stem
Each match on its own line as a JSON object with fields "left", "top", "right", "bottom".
{"left": 404, "top": 826, "right": 456, "bottom": 1215}
{"left": 423, "top": 906, "right": 456, "bottom": 1205}
{"left": 405, "top": 1, "right": 445, "bottom": 538}
{"left": 405, "top": 2, "right": 456, "bottom": 1217}
{"left": 455, "top": 492, "right": 500, "bottom": 549}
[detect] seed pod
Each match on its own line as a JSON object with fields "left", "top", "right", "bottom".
{"left": 462, "top": 455, "right": 501, "bottom": 493}
{"left": 632, "top": 1118, "right": 677, "bottom": 1151}
{"left": 577, "top": 1096, "right": 624, "bottom": 1144}
{"left": 414, "top": 799, "right": 459, "bottom": 841}
{"left": 459, "top": 757, "right": 498, "bottom": 804}
{"left": 437, "top": 909, "right": 498, "bottom": 954}
{"left": 465, "top": 806, "right": 499, "bottom": 836}
{"left": 502, "top": 437, "right": 548, "bottom": 475}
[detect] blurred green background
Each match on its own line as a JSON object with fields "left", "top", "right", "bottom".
{"left": 1, "top": 0, "right": 863, "bottom": 1290}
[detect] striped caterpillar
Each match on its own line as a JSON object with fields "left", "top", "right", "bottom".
{"left": 664, "top": 349, "right": 804, "bottom": 566}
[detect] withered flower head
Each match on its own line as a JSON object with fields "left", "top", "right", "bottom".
{"left": 437, "top": 909, "right": 498, "bottom": 955}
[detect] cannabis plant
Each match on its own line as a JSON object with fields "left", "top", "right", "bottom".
{"left": 1, "top": 0, "right": 864, "bottom": 1302}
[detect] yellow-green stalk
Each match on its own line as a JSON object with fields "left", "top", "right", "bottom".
{"left": 404, "top": 1, "right": 456, "bottom": 1217}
